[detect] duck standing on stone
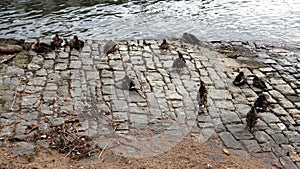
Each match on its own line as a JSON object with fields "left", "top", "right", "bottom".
{"left": 33, "top": 39, "right": 52, "bottom": 53}
{"left": 233, "top": 71, "right": 246, "bottom": 86}
{"left": 69, "top": 35, "right": 84, "bottom": 55}
{"left": 172, "top": 51, "right": 186, "bottom": 69}
{"left": 51, "top": 33, "right": 64, "bottom": 52}
{"left": 246, "top": 106, "right": 258, "bottom": 131}
{"left": 253, "top": 75, "right": 267, "bottom": 90}
{"left": 197, "top": 79, "right": 208, "bottom": 109}
{"left": 254, "top": 94, "right": 268, "bottom": 112}
{"left": 159, "top": 39, "right": 169, "bottom": 50}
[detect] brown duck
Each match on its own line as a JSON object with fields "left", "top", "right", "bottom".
{"left": 233, "top": 71, "right": 246, "bottom": 86}
{"left": 33, "top": 39, "right": 52, "bottom": 53}
{"left": 51, "top": 33, "right": 63, "bottom": 52}
{"left": 69, "top": 35, "right": 84, "bottom": 54}
{"left": 197, "top": 79, "right": 208, "bottom": 108}
{"left": 159, "top": 39, "right": 169, "bottom": 50}
{"left": 253, "top": 75, "right": 267, "bottom": 90}
{"left": 246, "top": 106, "right": 258, "bottom": 131}
{"left": 254, "top": 94, "right": 268, "bottom": 112}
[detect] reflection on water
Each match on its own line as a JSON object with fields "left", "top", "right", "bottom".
{"left": 0, "top": 0, "right": 299, "bottom": 48}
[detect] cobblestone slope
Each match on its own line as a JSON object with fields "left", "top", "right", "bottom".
{"left": 0, "top": 39, "right": 299, "bottom": 168}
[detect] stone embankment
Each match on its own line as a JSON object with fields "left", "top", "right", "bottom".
{"left": 0, "top": 38, "right": 299, "bottom": 168}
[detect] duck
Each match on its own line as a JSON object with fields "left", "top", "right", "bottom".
{"left": 254, "top": 94, "right": 268, "bottom": 112}
{"left": 233, "top": 71, "right": 246, "bottom": 86}
{"left": 103, "top": 40, "right": 118, "bottom": 55}
{"left": 197, "top": 79, "right": 208, "bottom": 108}
{"left": 246, "top": 106, "right": 258, "bottom": 131}
{"left": 159, "top": 39, "right": 169, "bottom": 50}
{"left": 33, "top": 39, "right": 52, "bottom": 53}
{"left": 143, "top": 40, "right": 151, "bottom": 46}
{"left": 172, "top": 51, "right": 186, "bottom": 69}
{"left": 69, "top": 35, "right": 84, "bottom": 54}
{"left": 51, "top": 33, "right": 63, "bottom": 52}
{"left": 124, "top": 75, "right": 136, "bottom": 91}
{"left": 253, "top": 75, "right": 267, "bottom": 90}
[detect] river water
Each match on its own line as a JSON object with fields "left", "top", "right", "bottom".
{"left": 0, "top": 0, "right": 299, "bottom": 48}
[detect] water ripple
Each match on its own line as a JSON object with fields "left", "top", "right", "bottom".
{"left": 0, "top": 0, "right": 299, "bottom": 48}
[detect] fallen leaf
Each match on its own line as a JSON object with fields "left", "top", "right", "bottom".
{"left": 223, "top": 148, "right": 230, "bottom": 155}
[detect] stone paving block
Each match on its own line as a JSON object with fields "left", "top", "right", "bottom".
{"left": 219, "top": 109, "right": 241, "bottom": 124}
{"left": 254, "top": 131, "right": 275, "bottom": 144}
{"left": 252, "top": 69, "right": 265, "bottom": 78}
{"left": 21, "top": 94, "right": 41, "bottom": 109}
{"left": 207, "top": 107, "right": 220, "bottom": 118}
{"left": 2, "top": 90, "right": 14, "bottom": 101}
{"left": 240, "top": 139, "right": 261, "bottom": 153}
{"left": 282, "top": 74, "right": 297, "bottom": 82}
{"left": 113, "top": 112, "right": 129, "bottom": 122}
{"left": 28, "top": 77, "right": 47, "bottom": 86}
{"left": 270, "top": 132, "right": 289, "bottom": 144}
{"left": 279, "top": 157, "right": 298, "bottom": 169}
{"left": 112, "top": 100, "right": 128, "bottom": 112}
{"left": 227, "top": 124, "right": 253, "bottom": 140}
{"left": 6, "top": 66, "right": 24, "bottom": 77}
{"left": 259, "top": 67, "right": 276, "bottom": 73}
{"left": 259, "top": 112, "right": 281, "bottom": 123}
{"left": 55, "top": 63, "right": 67, "bottom": 70}
{"left": 129, "top": 106, "right": 148, "bottom": 114}
{"left": 219, "top": 132, "right": 243, "bottom": 149}
{"left": 12, "top": 142, "right": 36, "bottom": 157}
{"left": 268, "top": 78, "right": 286, "bottom": 85}
{"left": 209, "top": 89, "right": 232, "bottom": 100}
{"left": 283, "top": 131, "right": 300, "bottom": 143}
{"left": 214, "top": 101, "right": 235, "bottom": 110}
{"left": 235, "top": 104, "right": 251, "bottom": 118}
{"left": 43, "top": 91, "right": 57, "bottom": 102}
{"left": 241, "top": 88, "right": 258, "bottom": 98}
{"left": 102, "top": 85, "right": 116, "bottom": 95}
{"left": 274, "top": 84, "right": 295, "bottom": 95}
{"left": 69, "top": 60, "right": 82, "bottom": 69}
{"left": 279, "top": 100, "right": 295, "bottom": 109}
{"left": 255, "top": 119, "right": 269, "bottom": 131}
{"left": 280, "top": 116, "right": 296, "bottom": 128}
{"left": 268, "top": 89, "right": 285, "bottom": 101}
{"left": 270, "top": 105, "right": 288, "bottom": 116}
{"left": 252, "top": 152, "right": 282, "bottom": 168}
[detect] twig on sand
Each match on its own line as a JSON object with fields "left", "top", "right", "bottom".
{"left": 98, "top": 145, "right": 108, "bottom": 159}
{"left": 65, "top": 147, "right": 77, "bottom": 158}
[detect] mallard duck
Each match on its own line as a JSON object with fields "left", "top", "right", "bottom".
{"left": 33, "top": 39, "right": 52, "bottom": 53}
{"left": 253, "top": 75, "right": 267, "bottom": 90}
{"left": 159, "top": 39, "right": 169, "bottom": 50}
{"left": 51, "top": 33, "right": 63, "bottom": 52}
{"left": 197, "top": 79, "right": 208, "bottom": 108}
{"left": 103, "top": 40, "right": 118, "bottom": 55}
{"left": 233, "top": 71, "right": 246, "bottom": 86}
{"left": 69, "top": 35, "right": 84, "bottom": 52}
{"left": 172, "top": 51, "right": 186, "bottom": 69}
{"left": 254, "top": 94, "right": 268, "bottom": 112}
{"left": 246, "top": 106, "right": 258, "bottom": 131}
